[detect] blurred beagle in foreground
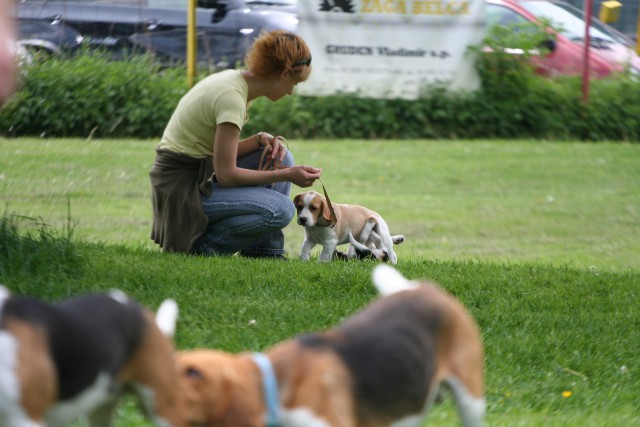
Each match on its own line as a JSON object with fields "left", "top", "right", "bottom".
{"left": 176, "top": 265, "right": 485, "bottom": 427}
{"left": 0, "top": 286, "right": 184, "bottom": 427}
{"left": 293, "top": 190, "right": 405, "bottom": 264}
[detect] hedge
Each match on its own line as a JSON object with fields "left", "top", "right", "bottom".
{"left": 1, "top": 49, "right": 638, "bottom": 141}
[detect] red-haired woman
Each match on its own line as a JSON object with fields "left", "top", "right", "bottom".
{"left": 150, "top": 30, "right": 320, "bottom": 259}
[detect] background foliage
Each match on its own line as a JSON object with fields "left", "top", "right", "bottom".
{"left": 1, "top": 42, "right": 639, "bottom": 141}
{"left": 0, "top": 52, "right": 186, "bottom": 138}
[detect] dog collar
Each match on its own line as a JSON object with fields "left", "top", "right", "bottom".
{"left": 252, "top": 352, "right": 280, "bottom": 427}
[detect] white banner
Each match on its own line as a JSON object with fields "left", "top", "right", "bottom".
{"left": 296, "top": 0, "right": 486, "bottom": 100}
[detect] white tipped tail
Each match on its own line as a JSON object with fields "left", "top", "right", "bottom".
{"left": 0, "top": 286, "right": 9, "bottom": 302}
{"left": 109, "top": 289, "right": 131, "bottom": 304}
{"left": 0, "top": 286, "right": 9, "bottom": 320}
{"left": 155, "top": 299, "right": 179, "bottom": 338}
{"left": 372, "top": 265, "right": 418, "bottom": 296}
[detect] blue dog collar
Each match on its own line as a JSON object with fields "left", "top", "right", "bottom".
{"left": 252, "top": 352, "right": 280, "bottom": 427}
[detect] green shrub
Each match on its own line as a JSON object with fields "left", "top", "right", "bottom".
{"left": 0, "top": 51, "right": 187, "bottom": 138}
{"left": 1, "top": 45, "right": 638, "bottom": 141}
{"left": 0, "top": 213, "right": 85, "bottom": 294}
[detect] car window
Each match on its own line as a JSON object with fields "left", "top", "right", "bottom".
{"left": 520, "top": 1, "right": 618, "bottom": 43}
{"left": 486, "top": 4, "right": 529, "bottom": 28}
{"left": 148, "top": 0, "right": 181, "bottom": 6}
{"left": 26, "top": 0, "right": 150, "bottom": 3}
{"left": 246, "top": 0, "right": 296, "bottom": 5}
{"left": 23, "top": 0, "right": 190, "bottom": 7}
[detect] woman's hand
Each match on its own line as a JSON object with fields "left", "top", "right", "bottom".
{"left": 257, "top": 132, "right": 288, "bottom": 163}
{"left": 287, "top": 165, "right": 322, "bottom": 188}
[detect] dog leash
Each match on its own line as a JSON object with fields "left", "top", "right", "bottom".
{"left": 251, "top": 352, "right": 281, "bottom": 427}
{"left": 258, "top": 135, "right": 289, "bottom": 172}
{"left": 258, "top": 137, "right": 337, "bottom": 228}
{"left": 317, "top": 177, "right": 337, "bottom": 229}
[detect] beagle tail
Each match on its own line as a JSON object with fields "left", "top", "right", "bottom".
{"left": 155, "top": 299, "right": 179, "bottom": 338}
{"left": 0, "top": 285, "right": 9, "bottom": 319}
{"left": 372, "top": 265, "right": 418, "bottom": 297}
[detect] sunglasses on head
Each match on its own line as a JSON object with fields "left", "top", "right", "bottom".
{"left": 293, "top": 57, "right": 312, "bottom": 67}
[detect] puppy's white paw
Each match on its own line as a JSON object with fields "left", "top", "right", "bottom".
{"left": 392, "top": 235, "right": 405, "bottom": 245}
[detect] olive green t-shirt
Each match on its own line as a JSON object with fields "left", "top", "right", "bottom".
{"left": 157, "top": 69, "right": 249, "bottom": 158}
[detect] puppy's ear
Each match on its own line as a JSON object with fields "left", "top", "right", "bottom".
{"left": 222, "top": 385, "right": 264, "bottom": 427}
{"left": 179, "top": 362, "right": 232, "bottom": 426}
{"left": 293, "top": 194, "right": 303, "bottom": 210}
{"left": 321, "top": 197, "right": 334, "bottom": 224}
{"left": 354, "top": 246, "right": 373, "bottom": 260}
{"left": 177, "top": 365, "right": 208, "bottom": 425}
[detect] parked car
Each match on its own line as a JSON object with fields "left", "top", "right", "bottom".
{"left": 15, "top": 0, "right": 298, "bottom": 68}
{"left": 17, "top": 18, "right": 84, "bottom": 57}
{"left": 16, "top": 0, "right": 639, "bottom": 78}
{"left": 565, "top": 0, "right": 638, "bottom": 42}
{"left": 487, "top": 0, "right": 640, "bottom": 77}
{"left": 12, "top": 40, "right": 34, "bottom": 68}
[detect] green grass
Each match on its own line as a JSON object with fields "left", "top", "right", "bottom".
{"left": 1, "top": 138, "right": 639, "bottom": 270}
{"left": 1, "top": 138, "right": 639, "bottom": 426}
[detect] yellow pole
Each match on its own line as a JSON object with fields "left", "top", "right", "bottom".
{"left": 187, "top": 0, "right": 197, "bottom": 88}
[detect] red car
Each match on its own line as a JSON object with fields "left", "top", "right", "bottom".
{"left": 486, "top": 0, "right": 640, "bottom": 77}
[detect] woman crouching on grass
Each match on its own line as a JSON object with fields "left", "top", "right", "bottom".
{"left": 150, "top": 30, "right": 321, "bottom": 259}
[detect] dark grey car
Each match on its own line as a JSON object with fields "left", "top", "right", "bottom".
{"left": 15, "top": 0, "right": 298, "bottom": 68}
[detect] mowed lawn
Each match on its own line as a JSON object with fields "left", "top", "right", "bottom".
{"left": 1, "top": 138, "right": 638, "bottom": 271}
{"left": 1, "top": 138, "right": 639, "bottom": 427}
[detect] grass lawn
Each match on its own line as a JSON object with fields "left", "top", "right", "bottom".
{"left": 1, "top": 138, "right": 639, "bottom": 271}
{"left": 1, "top": 138, "right": 639, "bottom": 426}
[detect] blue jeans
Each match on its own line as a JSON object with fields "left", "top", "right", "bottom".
{"left": 192, "top": 149, "right": 295, "bottom": 256}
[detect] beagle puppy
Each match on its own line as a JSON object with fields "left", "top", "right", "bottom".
{"left": 0, "top": 286, "right": 185, "bottom": 427}
{"left": 293, "top": 190, "right": 405, "bottom": 264}
{"left": 176, "top": 265, "right": 485, "bottom": 427}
